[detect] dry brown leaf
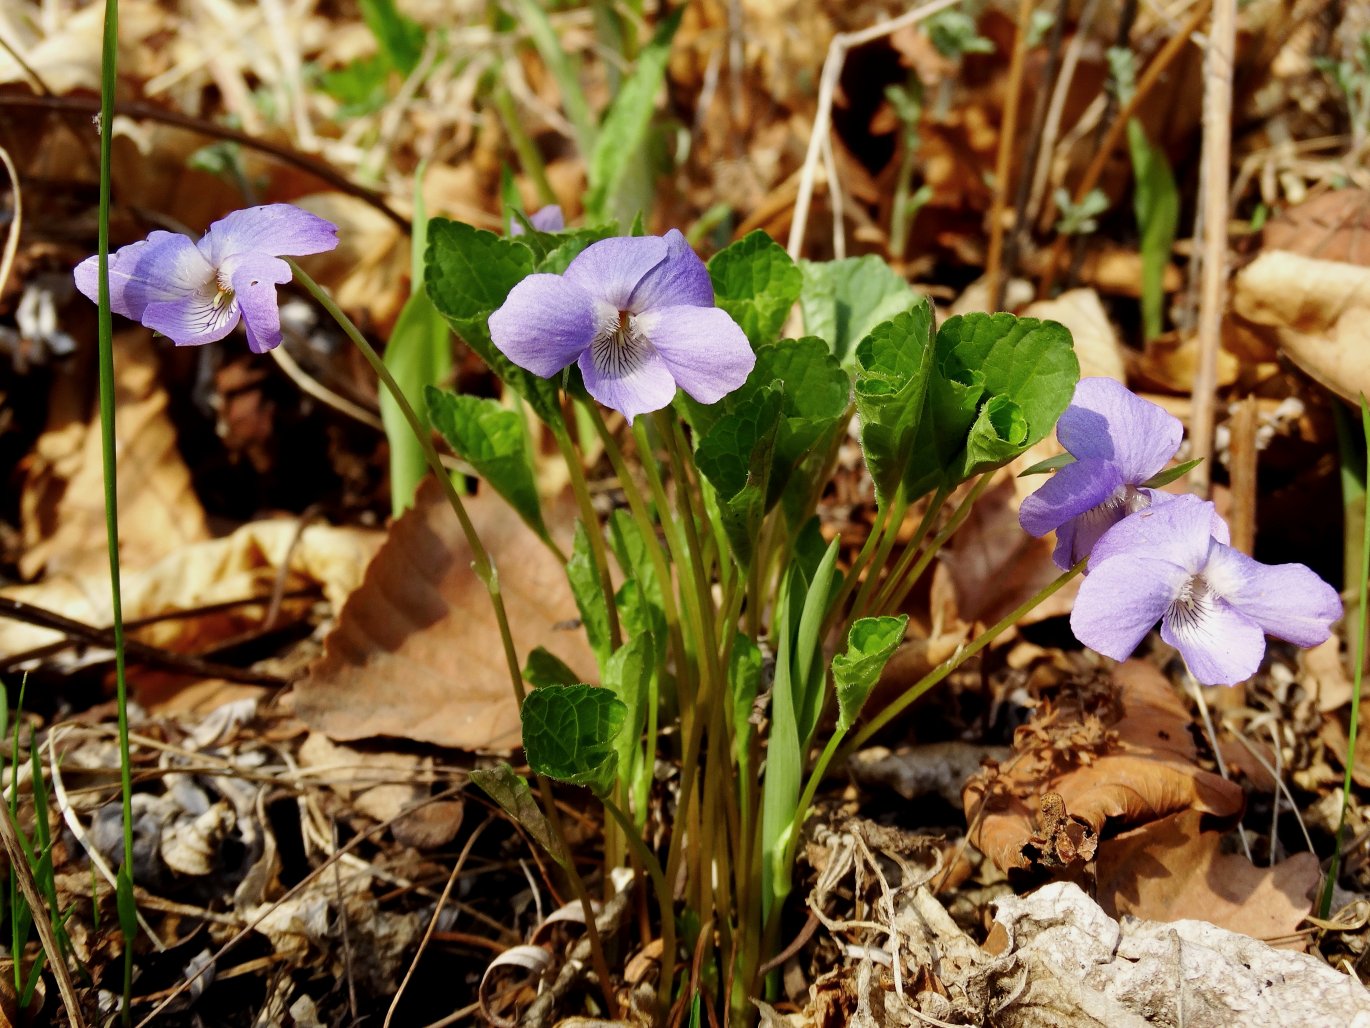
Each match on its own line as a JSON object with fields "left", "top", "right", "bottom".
{"left": 19, "top": 331, "right": 208, "bottom": 580}
{"left": 0, "top": 518, "right": 379, "bottom": 664}
{"left": 965, "top": 661, "right": 1244, "bottom": 875}
{"left": 939, "top": 456, "right": 1080, "bottom": 629}
{"left": 1097, "top": 809, "right": 1320, "bottom": 950}
{"left": 1303, "top": 636, "right": 1353, "bottom": 713}
{"left": 1260, "top": 188, "right": 1370, "bottom": 264}
{"left": 1021, "top": 289, "right": 1126, "bottom": 382}
{"left": 1135, "top": 329, "right": 1240, "bottom": 393}
{"left": 1232, "top": 249, "right": 1370, "bottom": 404}
{"left": 295, "top": 478, "right": 593, "bottom": 752}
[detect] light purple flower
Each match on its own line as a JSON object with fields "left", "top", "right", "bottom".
{"left": 74, "top": 204, "right": 338, "bottom": 353}
{"left": 488, "top": 229, "right": 754, "bottom": 422}
{"left": 1020, "top": 377, "right": 1185, "bottom": 570}
{"left": 510, "top": 205, "right": 564, "bottom": 235}
{"left": 1071, "top": 494, "right": 1341, "bottom": 685}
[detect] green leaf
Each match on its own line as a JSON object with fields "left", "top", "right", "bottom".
{"left": 833, "top": 615, "right": 908, "bottom": 732}
{"left": 1141, "top": 457, "right": 1202, "bottom": 489}
{"left": 905, "top": 312, "right": 1079, "bottom": 498}
{"left": 602, "top": 633, "right": 653, "bottom": 802}
{"left": 707, "top": 231, "right": 803, "bottom": 348}
{"left": 1127, "top": 119, "right": 1179, "bottom": 341}
{"left": 523, "top": 646, "right": 581, "bottom": 689}
{"left": 799, "top": 255, "right": 923, "bottom": 366}
{"left": 424, "top": 219, "right": 559, "bottom": 421}
{"left": 535, "top": 226, "right": 618, "bottom": 275}
{"left": 317, "top": 56, "right": 390, "bottom": 117}
{"left": 853, "top": 302, "right": 937, "bottom": 506}
{"left": 567, "top": 521, "right": 612, "bottom": 668}
{"left": 694, "top": 384, "right": 784, "bottom": 565}
{"left": 583, "top": 7, "right": 683, "bottom": 224}
{"left": 1018, "top": 452, "right": 1076, "bottom": 476}
{"left": 383, "top": 291, "right": 451, "bottom": 516}
{"left": 793, "top": 536, "right": 842, "bottom": 747}
{"left": 520, "top": 684, "right": 626, "bottom": 797}
{"left": 469, "top": 764, "right": 571, "bottom": 871}
{"left": 425, "top": 387, "right": 545, "bottom": 538}
{"left": 360, "top": 0, "right": 426, "bottom": 74}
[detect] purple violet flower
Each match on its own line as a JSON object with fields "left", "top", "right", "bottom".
{"left": 1071, "top": 494, "right": 1342, "bottom": 685}
{"left": 1020, "top": 377, "right": 1184, "bottom": 570}
{"left": 74, "top": 204, "right": 338, "bottom": 354}
{"left": 510, "top": 205, "right": 565, "bottom": 235}
{"left": 488, "top": 229, "right": 754, "bottom": 423}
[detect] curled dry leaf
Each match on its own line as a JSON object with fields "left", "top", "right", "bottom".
{"left": 964, "top": 661, "right": 1244, "bottom": 876}
{"left": 295, "top": 478, "right": 593, "bottom": 752}
{"left": 1232, "top": 249, "right": 1370, "bottom": 405}
{"left": 1096, "top": 809, "right": 1320, "bottom": 949}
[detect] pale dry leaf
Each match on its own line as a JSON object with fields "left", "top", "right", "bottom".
{"left": 1232, "top": 250, "right": 1370, "bottom": 405}
{"left": 20, "top": 331, "right": 209, "bottom": 580}
{"left": 295, "top": 478, "right": 593, "bottom": 752}
{"left": 1135, "top": 330, "right": 1240, "bottom": 394}
{"left": 987, "top": 881, "right": 1370, "bottom": 1028}
{"left": 1022, "top": 288, "right": 1126, "bottom": 382}
{"left": 1096, "top": 809, "right": 1320, "bottom": 949}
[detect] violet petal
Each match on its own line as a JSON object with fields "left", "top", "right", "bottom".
{"left": 202, "top": 204, "right": 339, "bottom": 262}
{"left": 1019, "top": 458, "right": 1123, "bottom": 538}
{"left": 1055, "top": 377, "right": 1183, "bottom": 482}
{"left": 1070, "top": 553, "right": 1189, "bottom": 660}
{"left": 1160, "top": 596, "right": 1266, "bottom": 686}
{"left": 142, "top": 289, "right": 241, "bottom": 346}
{"left": 632, "top": 304, "right": 755, "bottom": 405}
{"left": 74, "top": 232, "right": 213, "bottom": 322}
{"left": 563, "top": 236, "right": 669, "bottom": 310}
{"left": 528, "top": 205, "right": 564, "bottom": 232}
{"left": 488, "top": 274, "right": 599, "bottom": 377}
{"left": 1089, "top": 494, "right": 1220, "bottom": 573}
{"left": 1203, "top": 543, "right": 1342, "bottom": 648}
{"left": 577, "top": 341, "right": 677, "bottom": 424}
{"left": 626, "top": 229, "right": 714, "bottom": 311}
{"left": 224, "top": 253, "right": 293, "bottom": 353}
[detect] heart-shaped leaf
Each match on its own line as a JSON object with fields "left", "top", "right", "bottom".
{"left": 708, "top": 231, "right": 804, "bottom": 349}
{"left": 521, "top": 684, "right": 626, "bottom": 797}
{"left": 834, "top": 615, "right": 909, "bottom": 732}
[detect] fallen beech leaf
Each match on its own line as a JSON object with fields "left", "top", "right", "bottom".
{"left": 965, "top": 661, "right": 1244, "bottom": 875}
{"left": 295, "top": 478, "right": 593, "bottom": 752}
{"left": 1232, "top": 250, "right": 1370, "bottom": 404}
{"left": 20, "top": 331, "right": 208, "bottom": 580}
{"left": 1097, "top": 809, "right": 1320, "bottom": 950}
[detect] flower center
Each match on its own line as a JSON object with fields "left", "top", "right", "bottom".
{"left": 1169, "top": 574, "right": 1215, "bottom": 632}
{"left": 591, "top": 310, "right": 650, "bottom": 378}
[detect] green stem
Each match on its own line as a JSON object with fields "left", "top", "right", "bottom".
{"left": 874, "top": 474, "right": 992, "bottom": 617}
{"left": 492, "top": 79, "right": 558, "bottom": 207}
{"left": 603, "top": 796, "right": 676, "bottom": 1018}
{"left": 844, "top": 487, "right": 911, "bottom": 626}
{"left": 845, "top": 560, "right": 1086, "bottom": 755}
{"left": 291, "top": 263, "right": 619, "bottom": 1013}
{"left": 552, "top": 415, "right": 622, "bottom": 651}
{"left": 96, "top": 0, "right": 136, "bottom": 1015}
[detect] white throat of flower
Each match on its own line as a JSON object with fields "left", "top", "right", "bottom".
{"left": 1169, "top": 574, "right": 1216, "bottom": 631}
{"left": 592, "top": 308, "right": 650, "bottom": 378}
{"left": 188, "top": 271, "right": 238, "bottom": 335}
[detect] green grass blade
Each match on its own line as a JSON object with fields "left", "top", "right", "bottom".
{"left": 508, "top": 0, "right": 597, "bottom": 155}
{"left": 97, "top": 0, "right": 138, "bottom": 1010}
{"left": 1323, "top": 395, "right": 1370, "bottom": 916}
